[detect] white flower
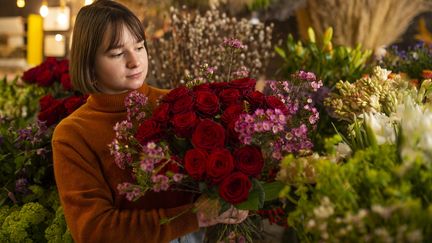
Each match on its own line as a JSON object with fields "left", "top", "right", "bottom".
{"left": 335, "top": 142, "right": 352, "bottom": 159}
{"left": 373, "top": 66, "right": 392, "bottom": 82}
{"left": 398, "top": 97, "right": 432, "bottom": 164}
{"left": 363, "top": 112, "right": 396, "bottom": 145}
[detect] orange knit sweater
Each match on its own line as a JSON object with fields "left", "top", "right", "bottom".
{"left": 52, "top": 83, "right": 199, "bottom": 243}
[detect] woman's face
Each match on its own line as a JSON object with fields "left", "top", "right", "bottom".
{"left": 94, "top": 24, "right": 148, "bottom": 94}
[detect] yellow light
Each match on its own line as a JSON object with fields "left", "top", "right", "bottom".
{"left": 84, "top": 0, "right": 93, "bottom": 5}
{"left": 16, "top": 0, "right": 25, "bottom": 8}
{"left": 40, "top": 1, "right": 48, "bottom": 18}
{"left": 55, "top": 34, "right": 64, "bottom": 42}
{"left": 57, "top": 12, "right": 68, "bottom": 27}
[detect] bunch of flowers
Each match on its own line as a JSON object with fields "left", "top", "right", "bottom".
{"left": 147, "top": 6, "right": 273, "bottom": 88}
{"left": 324, "top": 66, "right": 405, "bottom": 122}
{"left": 37, "top": 94, "right": 88, "bottom": 127}
{"left": 278, "top": 100, "right": 432, "bottom": 242}
{"left": 112, "top": 77, "right": 280, "bottom": 201}
{"left": 20, "top": 57, "right": 88, "bottom": 127}
{"left": 378, "top": 42, "right": 432, "bottom": 80}
{"left": 236, "top": 70, "right": 322, "bottom": 162}
{"left": 110, "top": 69, "right": 320, "bottom": 240}
{"left": 277, "top": 65, "right": 432, "bottom": 242}
{"left": 22, "top": 57, "right": 72, "bottom": 91}
{"left": 275, "top": 27, "right": 372, "bottom": 87}
{"left": 0, "top": 58, "right": 84, "bottom": 241}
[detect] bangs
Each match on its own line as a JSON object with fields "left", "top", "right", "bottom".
{"left": 105, "top": 14, "right": 145, "bottom": 51}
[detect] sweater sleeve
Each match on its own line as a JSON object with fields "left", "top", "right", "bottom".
{"left": 52, "top": 135, "right": 199, "bottom": 243}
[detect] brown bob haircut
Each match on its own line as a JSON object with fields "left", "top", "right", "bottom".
{"left": 70, "top": 0, "right": 146, "bottom": 94}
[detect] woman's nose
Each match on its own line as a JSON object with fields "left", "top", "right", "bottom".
{"left": 126, "top": 53, "right": 140, "bottom": 68}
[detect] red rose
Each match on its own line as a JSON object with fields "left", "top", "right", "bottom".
{"left": 152, "top": 103, "right": 170, "bottom": 123}
{"left": 135, "top": 119, "right": 162, "bottom": 145}
{"left": 209, "top": 81, "right": 229, "bottom": 94}
{"left": 64, "top": 95, "right": 86, "bottom": 114}
{"left": 163, "top": 86, "right": 190, "bottom": 103}
{"left": 246, "top": 91, "right": 265, "bottom": 109}
{"left": 172, "top": 111, "right": 199, "bottom": 137}
{"left": 39, "top": 94, "right": 56, "bottom": 111}
{"left": 233, "top": 146, "right": 264, "bottom": 177}
{"left": 219, "top": 172, "right": 252, "bottom": 204}
{"left": 184, "top": 148, "right": 208, "bottom": 180}
{"left": 221, "top": 104, "right": 244, "bottom": 125}
{"left": 227, "top": 120, "right": 240, "bottom": 144}
{"left": 60, "top": 73, "right": 73, "bottom": 90}
{"left": 54, "top": 59, "right": 69, "bottom": 78}
{"left": 192, "top": 119, "right": 225, "bottom": 150}
{"left": 195, "top": 91, "right": 220, "bottom": 116}
{"left": 172, "top": 95, "right": 194, "bottom": 114}
{"left": 44, "top": 57, "right": 58, "bottom": 67}
{"left": 265, "top": 96, "right": 289, "bottom": 114}
{"left": 206, "top": 148, "right": 234, "bottom": 184}
{"left": 35, "top": 69, "right": 54, "bottom": 86}
{"left": 37, "top": 99, "right": 66, "bottom": 126}
{"left": 22, "top": 66, "right": 40, "bottom": 83}
{"left": 193, "top": 83, "right": 212, "bottom": 92}
{"left": 229, "top": 77, "right": 256, "bottom": 94}
{"left": 219, "top": 88, "right": 241, "bottom": 107}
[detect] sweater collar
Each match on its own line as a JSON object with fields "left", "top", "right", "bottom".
{"left": 86, "top": 83, "right": 150, "bottom": 112}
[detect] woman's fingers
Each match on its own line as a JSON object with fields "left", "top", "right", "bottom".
{"left": 217, "top": 208, "right": 249, "bottom": 224}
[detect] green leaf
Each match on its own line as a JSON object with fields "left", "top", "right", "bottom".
{"left": 14, "top": 156, "right": 27, "bottom": 170}
{"left": 235, "top": 179, "right": 265, "bottom": 210}
{"left": 235, "top": 190, "right": 260, "bottom": 210}
{"left": 253, "top": 179, "right": 265, "bottom": 208}
{"left": 275, "top": 46, "right": 286, "bottom": 59}
{"left": 262, "top": 181, "right": 285, "bottom": 201}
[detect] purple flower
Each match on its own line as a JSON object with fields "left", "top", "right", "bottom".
{"left": 117, "top": 183, "right": 143, "bottom": 201}
{"left": 18, "top": 128, "right": 32, "bottom": 141}
{"left": 125, "top": 91, "right": 148, "bottom": 121}
{"left": 151, "top": 175, "right": 170, "bottom": 192}
{"left": 222, "top": 38, "right": 246, "bottom": 49}
{"left": 173, "top": 173, "right": 184, "bottom": 183}
{"left": 15, "top": 178, "right": 29, "bottom": 194}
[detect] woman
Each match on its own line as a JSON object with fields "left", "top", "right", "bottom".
{"left": 52, "top": 1, "right": 247, "bottom": 242}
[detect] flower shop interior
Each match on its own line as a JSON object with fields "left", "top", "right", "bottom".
{"left": 0, "top": 0, "right": 432, "bottom": 242}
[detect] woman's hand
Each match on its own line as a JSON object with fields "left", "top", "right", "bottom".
{"left": 195, "top": 197, "right": 248, "bottom": 227}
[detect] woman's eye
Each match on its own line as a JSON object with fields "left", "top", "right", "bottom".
{"left": 137, "top": 46, "right": 145, "bottom": 51}
{"left": 110, "top": 52, "right": 123, "bottom": 58}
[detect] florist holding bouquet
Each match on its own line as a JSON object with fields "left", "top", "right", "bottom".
{"left": 52, "top": 1, "right": 247, "bottom": 242}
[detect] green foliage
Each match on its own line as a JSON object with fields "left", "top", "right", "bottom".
{"left": 0, "top": 202, "right": 50, "bottom": 242}
{"left": 247, "top": 0, "right": 272, "bottom": 11}
{"left": 0, "top": 77, "right": 45, "bottom": 125}
{"left": 282, "top": 144, "right": 432, "bottom": 242}
{"left": 0, "top": 117, "right": 54, "bottom": 207}
{"left": 45, "top": 207, "right": 73, "bottom": 243}
{"left": 276, "top": 27, "right": 372, "bottom": 87}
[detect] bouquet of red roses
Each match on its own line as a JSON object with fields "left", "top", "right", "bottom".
{"left": 110, "top": 72, "right": 322, "bottom": 241}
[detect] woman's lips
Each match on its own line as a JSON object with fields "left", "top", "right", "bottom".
{"left": 127, "top": 72, "right": 142, "bottom": 79}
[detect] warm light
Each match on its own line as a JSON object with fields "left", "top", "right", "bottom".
{"left": 84, "top": 0, "right": 93, "bottom": 5}
{"left": 57, "top": 12, "right": 68, "bottom": 27}
{"left": 16, "top": 0, "right": 25, "bottom": 8}
{"left": 55, "top": 34, "right": 64, "bottom": 42}
{"left": 40, "top": 1, "right": 48, "bottom": 18}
